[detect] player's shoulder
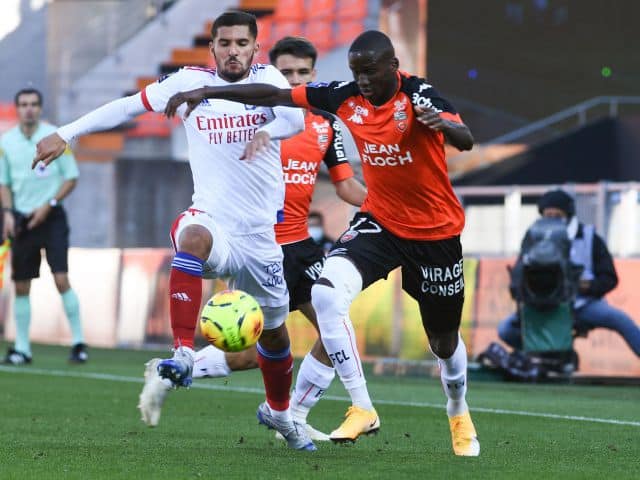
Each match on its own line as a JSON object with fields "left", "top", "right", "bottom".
{"left": 38, "top": 122, "right": 58, "bottom": 135}
{"left": 398, "top": 71, "right": 435, "bottom": 95}
{"left": 167, "top": 66, "right": 218, "bottom": 83}
{"left": 250, "top": 63, "right": 278, "bottom": 79}
{"left": 309, "top": 108, "right": 334, "bottom": 124}
{"left": 1, "top": 125, "right": 23, "bottom": 146}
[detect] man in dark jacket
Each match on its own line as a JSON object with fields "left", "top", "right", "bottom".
{"left": 498, "top": 189, "right": 640, "bottom": 357}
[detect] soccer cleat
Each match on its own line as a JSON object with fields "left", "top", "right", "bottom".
{"left": 256, "top": 402, "right": 317, "bottom": 451}
{"left": 69, "top": 343, "right": 89, "bottom": 363}
{"left": 275, "top": 422, "right": 331, "bottom": 442}
{"left": 449, "top": 411, "right": 480, "bottom": 456}
{"left": 138, "top": 358, "right": 172, "bottom": 427}
{"left": 157, "top": 347, "right": 194, "bottom": 387}
{"left": 329, "top": 405, "right": 380, "bottom": 443}
{"left": 3, "top": 348, "right": 32, "bottom": 365}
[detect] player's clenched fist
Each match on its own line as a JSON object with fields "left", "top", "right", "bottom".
{"left": 164, "top": 88, "right": 207, "bottom": 120}
{"left": 32, "top": 132, "right": 67, "bottom": 169}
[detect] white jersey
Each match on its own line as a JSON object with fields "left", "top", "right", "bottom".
{"left": 142, "top": 64, "right": 298, "bottom": 234}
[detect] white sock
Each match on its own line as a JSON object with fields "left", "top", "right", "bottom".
{"left": 433, "top": 334, "right": 469, "bottom": 417}
{"left": 268, "top": 404, "right": 293, "bottom": 423}
{"left": 291, "top": 352, "right": 335, "bottom": 423}
{"left": 192, "top": 345, "right": 231, "bottom": 379}
{"left": 311, "top": 257, "right": 373, "bottom": 411}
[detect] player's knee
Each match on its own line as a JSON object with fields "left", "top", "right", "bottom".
{"left": 311, "top": 257, "right": 362, "bottom": 328}
{"left": 261, "top": 304, "right": 289, "bottom": 331}
{"left": 177, "top": 225, "right": 212, "bottom": 260}
{"left": 428, "top": 331, "right": 458, "bottom": 359}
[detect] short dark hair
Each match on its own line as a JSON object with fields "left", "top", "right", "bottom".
{"left": 269, "top": 36, "right": 317, "bottom": 67}
{"left": 14, "top": 88, "right": 43, "bottom": 107}
{"left": 349, "top": 30, "right": 395, "bottom": 57}
{"left": 211, "top": 11, "right": 258, "bottom": 40}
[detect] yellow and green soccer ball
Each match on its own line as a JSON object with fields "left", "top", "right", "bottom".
{"left": 200, "top": 289, "right": 264, "bottom": 352}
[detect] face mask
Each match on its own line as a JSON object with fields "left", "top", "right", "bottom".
{"left": 308, "top": 226, "right": 323, "bottom": 243}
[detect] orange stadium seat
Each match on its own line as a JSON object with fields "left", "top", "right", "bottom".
{"left": 273, "top": 0, "right": 305, "bottom": 21}
{"left": 336, "top": 0, "right": 368, "bottom": 19}
{"left": 257, "top": 15, "right": 274, "bottom": 44}
{"left": 240, "top": 0, "right": 278, "bottom": 10}
{"left": 335, "top": 19, "right": 365, "bottom": 45}
{"left": 272, "top": 20, "right": 304, "bottom": 39}
{"left": 304, "top": 21, "right": 334, "bottom": 53}
{"left": 75, "top": 132, "right": 125, "bottom": 162}
{"left": 0, "top": 103, "right": 17, "bottom": 134}
{"left": 171, "top": 47, "right": 211, "bottom": 65}
{"left": 127, "top": 112, "right": 172, "bottom": 138}
{"left": 136, "top": 76, "right": 158, "bottom": 91}
{"left": 306, "top": 0, "right": 336, "bottom": 19}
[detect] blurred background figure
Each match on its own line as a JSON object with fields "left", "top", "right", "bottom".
{"left": 498, "top": 189, "right": 640, "bottom": 359}
{"left": 307, "top": 210, "right": 334, "bottom": 255}
{"left": 0, "top": 87, "right": 87, "bottom": 365}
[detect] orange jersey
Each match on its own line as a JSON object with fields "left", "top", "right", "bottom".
{"left": 291, "top": 72, "right": 465, "bottom": 241}
{"left": 275, "top": 110, "right": 354, "bottom": 245}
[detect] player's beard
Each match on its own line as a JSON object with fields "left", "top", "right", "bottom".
{"left": 216, "top": 52, "right": 255, "bottom": 82}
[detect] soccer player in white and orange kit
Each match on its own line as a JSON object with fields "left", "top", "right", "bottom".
{"left": 183, "top": 37, "right": 367, "bottom": 441}
{"left": 161, "top": 30, "right": 480, "bottom": 456}
{"left": 34, "top": 11, "right": 315, "bottom": 451}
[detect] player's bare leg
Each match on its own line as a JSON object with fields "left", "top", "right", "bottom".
{"left": 311, "top": 256, "right": 379, "bottom": 443}
{"left": 427, "top": 324, "right": 479, "bottom": 457}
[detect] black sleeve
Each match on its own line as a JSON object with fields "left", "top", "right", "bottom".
{"left": 304, "top": 81, "right": 360, "bottom": 114}
{"left": 588, "top": 234, "right": 618, "bottom": 297}
{"left": 400, "top": 75, "right": 460, "bottom": 116}
{"left": 314, "top": 111, "right": 349, "bottom": 169}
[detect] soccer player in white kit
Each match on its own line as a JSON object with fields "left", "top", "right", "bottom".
{"left": 34, "top": 11, "right": 315, "bottom": 451}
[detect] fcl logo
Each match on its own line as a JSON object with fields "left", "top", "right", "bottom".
{"left": 394, "top": 98, "right": 408, "bottom": 132}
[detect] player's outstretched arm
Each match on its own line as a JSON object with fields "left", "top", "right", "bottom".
{"left": 414, "top": 106, "right": 474, "bottom": 151}
{"left": 335, "top": 177, "right": 367, "bottom": 207}
{"left": 33, "top": 94, "right": 147, "bottom": 168}
{"left": 165, "top": 84, "right": 295, "bottom": 119}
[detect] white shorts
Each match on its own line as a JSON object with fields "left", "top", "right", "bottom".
{"left": 170, "top": 209, "right": 289, "bottom": 309}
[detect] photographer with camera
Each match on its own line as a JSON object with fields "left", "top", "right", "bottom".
{"left": 498, "top": 189, "right": 640, "bottom": 358}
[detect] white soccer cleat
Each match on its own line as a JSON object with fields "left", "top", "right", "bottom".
{"left": 275, "top": 422, "right": 331, "bottom": 442}
{"left": 157, "top": 347, "right": 194, "bottom": 387}
{"left": 256, "top": 402, "right": 317, "bottom": 451}
{"left": 138, "top": 358, "right": 172, "bottom": 427}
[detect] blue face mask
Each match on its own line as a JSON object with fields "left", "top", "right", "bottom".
{"left": 308, "top": 226, "right": 324, "bottom": 243}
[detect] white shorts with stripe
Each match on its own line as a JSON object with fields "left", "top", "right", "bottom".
{"left": 170, "top": 209, "right": 289, "bottom": 310}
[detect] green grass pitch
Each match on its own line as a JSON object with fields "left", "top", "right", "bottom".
{"left": 0, "top": 343, "right": 638, "bottom": 479}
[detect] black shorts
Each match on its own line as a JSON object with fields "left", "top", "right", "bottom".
{"left": 282, "top": 237, "right": 326, "bottom": 310}
{"left": 10, "top": 207, "right": 70, "bottom": 281}
{"left": 329, "top": 212, "right": 464, "bottom": 334}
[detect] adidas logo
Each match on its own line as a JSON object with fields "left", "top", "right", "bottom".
{"left": 171, "top": 292, "right": 192, "bottom": 302}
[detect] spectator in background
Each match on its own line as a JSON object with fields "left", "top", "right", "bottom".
{"left": 0, "top": 88, "right": 87, "bottom": 365}
{"left": 498, "top": 189, "right": 640, "bottom": 358}
{"left": 307, "top": 211, "right": 334, "bottom": 255}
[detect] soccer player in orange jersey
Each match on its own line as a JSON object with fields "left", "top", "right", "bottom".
{"left": 167, "top": 37, "right": 366, "bottom": 441}
{"left": 163, "top": 30, "right": 479, "bottom": 456}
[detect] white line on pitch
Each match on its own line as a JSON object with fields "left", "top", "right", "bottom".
{"left": 1, "top": 365, "right": 638, "bottom": 427}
